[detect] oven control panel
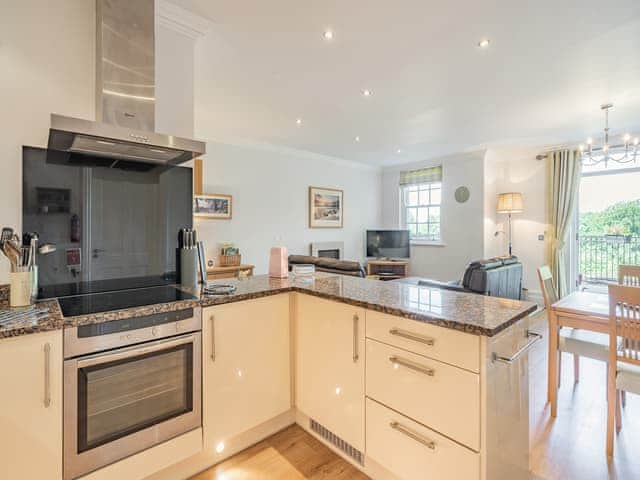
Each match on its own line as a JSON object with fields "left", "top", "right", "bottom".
{"left": 64, "top": 306, "right": 202, "bottom": 359}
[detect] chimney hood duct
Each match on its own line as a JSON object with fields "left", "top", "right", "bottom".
{"left": 47, "top": 0, "right": 205, "bottom": 165}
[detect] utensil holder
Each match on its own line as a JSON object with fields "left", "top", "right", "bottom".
{"left": 10, "top": 270, "right": 34, "bottom": 307}
{"left": 180, "top": 249, "right": 198, "bottom": 288}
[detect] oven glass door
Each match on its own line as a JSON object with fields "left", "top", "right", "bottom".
{"left": 64, "top": 332, "right": 202, "bottom": 480}
{"left": 77, "top": 342, "right": 193, "bottom": 452}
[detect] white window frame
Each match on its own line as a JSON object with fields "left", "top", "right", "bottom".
{"left": 400, "top": 181, "right": 442, "bottom": 244}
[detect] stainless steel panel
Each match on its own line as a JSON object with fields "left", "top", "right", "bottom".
{"left": 49, "top": 114, "right": 206, "bottom": 165}
{"left": 63, "top": 331, "right": 202, "bottom": 480}
{"left": 96, "top": 0, "right": 155, "bottom": 131}
{"left": 64, "top": 307, "right": 202, "bottom": 358}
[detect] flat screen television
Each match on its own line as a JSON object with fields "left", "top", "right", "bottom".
{"left": 23, "top": 147, "right": 193, "bottom": 298}
{"left": 366, "top": 230, "right": 410, "bottom": 259}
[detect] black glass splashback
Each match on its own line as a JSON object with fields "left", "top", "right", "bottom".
{"left": 22, "top": 147, "right": 193, "bottom": 298}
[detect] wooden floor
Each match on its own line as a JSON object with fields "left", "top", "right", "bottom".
{"left": 529, "top": 312, "right": 640, "bottom": 480}
{"left": 191, "top": 424, "right": 370, "bottom": 480}
{"left": 191, "top": 311, "right": 640, "bottom": 480}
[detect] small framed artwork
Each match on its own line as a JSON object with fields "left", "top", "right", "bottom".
{"left": 194, "top": 193, "right": 232, "bottom": 219}
{"left": 309, "top": 186, "right": 343, "bottom": 228}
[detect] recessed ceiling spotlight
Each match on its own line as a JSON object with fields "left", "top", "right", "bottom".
{"left": 362, "top": 89, "right": 372, "bottom": 97}
{"left": 396, "top": 149, "right": 402, "bottom": 154}
{"left": 355, "top": 136, "right": 360, "bottom": 142}
{"left": 323, "top": 29, "right": 334, "bottom": 40}
{"left": 478, "top": 38, "right": 490, "bottom": 48}
{"left": 296, "top": 118, "right": 303, "bottom": 126}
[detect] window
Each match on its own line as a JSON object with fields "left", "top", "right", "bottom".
{"left": 402, "top": 182, "right": 441, "bottom": 241}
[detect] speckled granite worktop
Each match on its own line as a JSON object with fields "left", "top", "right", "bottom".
{"left": 0, "top": 273, "right": 537, "bottom": 340}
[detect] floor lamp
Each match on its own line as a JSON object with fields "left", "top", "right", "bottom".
{"left": 497, "top": 192, "right": 524, "bottom": 256}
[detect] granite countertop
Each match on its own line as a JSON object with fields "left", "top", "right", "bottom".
{"left": 0, "top": 273, "right": 537, "bottom": 340}
{"left": 0, "top": 284, "right": 64, "bottom": 339}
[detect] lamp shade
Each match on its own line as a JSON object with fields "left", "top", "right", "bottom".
{"left": 497, "top": 192, "right": 524, "bottom": 213}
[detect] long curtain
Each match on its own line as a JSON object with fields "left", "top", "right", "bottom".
{"left": 547, "top": 149, "right": 581, "bottom": 297}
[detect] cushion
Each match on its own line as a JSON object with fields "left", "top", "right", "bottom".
{"left": 289, "top": 255, "right": 318, "bottom": 265}
{"left": 315, "top": 257, "right": 362, "bottom": 272}
{"left": 617, "top": 363, "right": 640, "bottom": 394}
{"left": 559, "top": 328, "right": 612, "bottom": 362}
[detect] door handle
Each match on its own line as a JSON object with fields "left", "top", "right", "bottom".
{"left": 44, "top": 342, "right": 51, "bottom": 408}
{"left": 492, "top": 330, "right": 542, "bottom": 364}
{"left": 353, "top": 314, "right": 359, "bottom": 362}
{"left": 389, "top": 355, "right": 435, "bottom": 376}
{"left": 389, "top": 327, "right": 435, "bottom": 346}
{"left": 390, "top": 421, "right": 436, "bottom": 450}
{"left": 210, "top": 315, "right": 216, "bottom": 362}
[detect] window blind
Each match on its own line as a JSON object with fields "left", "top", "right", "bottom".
{"left": 399, "top": 166, "right": 442, "bottom": 186}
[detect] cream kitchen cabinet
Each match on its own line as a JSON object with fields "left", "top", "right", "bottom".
{"left": 0, "top": 330, "right": 63, "bottom": 480}
{"left": 202, "top": 294, "right": 291, "bottom": 453}
{"left": 294, "top": 293, "right": 365, "bottom": 451}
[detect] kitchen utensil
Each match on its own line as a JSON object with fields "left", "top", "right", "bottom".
{"left": 197, "top": 241, "right": 207, "bottom": 284}
{"left": 202, "top": 283, "right": 237, "bottom": 296}
{"left": 180, "top": 248, "right": 198, "bottom": 287}
{"left": 1, "top": 227, "right": 14, "bottom": 245}
{"left": 38, "top": 243, "right": 57, "bottom": 255}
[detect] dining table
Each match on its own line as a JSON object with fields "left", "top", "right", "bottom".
{"left": 548, "top": 290, "right": 610, "bottom": 417}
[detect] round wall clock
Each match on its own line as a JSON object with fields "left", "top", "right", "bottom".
{"left": 455, "top": 186, "right": 471, "bottom": 203}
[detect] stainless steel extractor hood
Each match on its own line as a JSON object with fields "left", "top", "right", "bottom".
{"left": 47, "top": 0, "right": 205, "bottom": 165}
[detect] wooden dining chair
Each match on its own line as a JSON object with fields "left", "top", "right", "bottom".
{"left": 538, "top": 266, "right": 611, "bottom": 385}
{"left": 606, "top": 284, "right": 640, "bottom": 456}
{"left": 619, "top": 265, "right": 640, "bottom": 286}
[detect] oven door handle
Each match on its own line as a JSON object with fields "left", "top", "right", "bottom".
{"left": 75, "top": 333, "right": 198, "bottom": 368}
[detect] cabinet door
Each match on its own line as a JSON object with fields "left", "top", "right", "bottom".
{"left": 295, "top": 294, "right": 365, "bottom": 450}
{"left": 203, "top": 295, "right": 291, "bottom": 450}
{"left": 0, "top": 330, "right": 63, "bottom": 479}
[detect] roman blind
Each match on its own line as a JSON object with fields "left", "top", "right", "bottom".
{"left": 399, "top": 166, "right": 442, "bottom": 186}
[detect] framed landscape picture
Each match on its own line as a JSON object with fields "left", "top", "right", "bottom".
{"left": 194, "top": 193, "right": 232, "bottom": 219}
{"left": 309, "top": 186, "right": 343, "bottom": 228}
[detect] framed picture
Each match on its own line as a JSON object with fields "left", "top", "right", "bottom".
{"left": 194, "top": 193, "right": 232, "bottom": 219}
{"left": 309, "top": 186, "right": 343, "bottom": 228}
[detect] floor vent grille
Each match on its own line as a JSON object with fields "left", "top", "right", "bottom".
{"left": 309, "top": 418, "right": 364, "bottom": 465}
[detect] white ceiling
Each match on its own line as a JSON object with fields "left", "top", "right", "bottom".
{"left": 174, "top": 0, "right": 640, "bottom": 166}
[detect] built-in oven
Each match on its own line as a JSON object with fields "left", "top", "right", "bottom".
{"left": 63, "top": 307, "right": 202, "bottom": 480}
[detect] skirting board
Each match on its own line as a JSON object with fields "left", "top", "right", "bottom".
{"left": 145, "top": 409, "right": 296, "bottom": 480}
{"left": 81, "top": 428, "right": 202, "bottom": 480}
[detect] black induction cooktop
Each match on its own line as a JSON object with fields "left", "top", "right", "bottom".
{"left": 57, "top": 285, "right": 197, "bottom": 317}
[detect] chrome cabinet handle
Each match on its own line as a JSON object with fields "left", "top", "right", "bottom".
{"left": 492, "top": 330, "right": 542, "bottom": 364}
{"left": 210, "top": 315, "right": 216, "bottom": 362}
{"left": 353, "top": 314, "right": 359, "bottom": 362}
{"left": 389, "top": 327, "right": 435, "bottom": 346}
{"left": 389, "top": 355, "right": 435, "bottom": 376}
{"left": 44, "top": 342, "right": 51, "bottom": 408}
{"left": 390, "top": 421, "right": 436, "bottom": 450}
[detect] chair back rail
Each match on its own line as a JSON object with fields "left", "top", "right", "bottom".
{"left": 609, "top": 284, "right": 640, "bottom": 366}
{"left": 538, "top": 265, "right": 558, "bottom": 309}
{"left": 618, "top": 265, "right": 640, "bottom": 287}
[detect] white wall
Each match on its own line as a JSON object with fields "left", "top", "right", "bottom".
{"left": 0, "top": 0, "right": 95, "bottom": 283}
{"left": 381, "top": 151, "right": 486, "bottom": 281}
{"left": 484, "top": 147, "right": 547, "bottom": 297}
{"left": 155, "top": 24, "right": 195, "bottom": 138}
{"left": 193, "top": 141, "right": 382, "bottom": 274}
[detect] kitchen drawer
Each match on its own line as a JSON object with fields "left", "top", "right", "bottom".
{"left": 365, "top": 310, "right": 480, "bottom": 373}
{"left": 366, "top": 339, "right": 480, "bottom": 451}
{"left": 366, "top": 398, "right": 479, "bottom": 480}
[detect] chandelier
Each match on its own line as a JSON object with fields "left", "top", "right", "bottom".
{"left": 580, "top": 103, "right": 639, "bottom": 167}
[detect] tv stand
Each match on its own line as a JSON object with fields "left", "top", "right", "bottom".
{"left": 367, "top": 260, "right": 409, "bottom": 281}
